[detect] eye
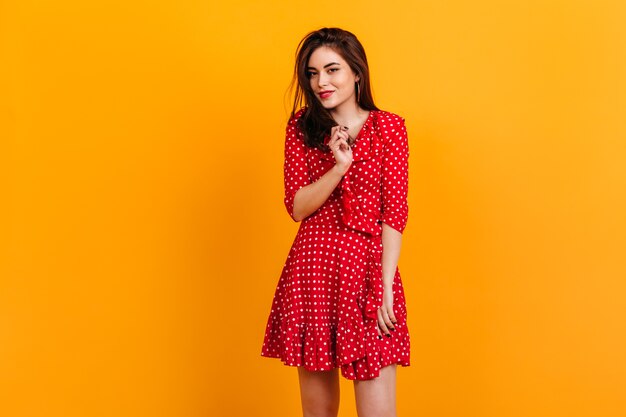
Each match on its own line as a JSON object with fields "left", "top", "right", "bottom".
{"left": 306, "top": 68, "right": 338, "bottom": 77}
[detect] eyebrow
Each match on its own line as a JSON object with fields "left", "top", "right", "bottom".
{"left": 306, "top": 62, "right": 341, "bottom": 70}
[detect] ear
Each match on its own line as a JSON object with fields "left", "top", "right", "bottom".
{"left": 355, "top": 73, "right": 360, "bottom": 83}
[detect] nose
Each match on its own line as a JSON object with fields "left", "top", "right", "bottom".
{"left": 317, "top": 71, "right": 329, "bottom": 88}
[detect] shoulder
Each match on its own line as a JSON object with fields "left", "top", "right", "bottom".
{"left": 375, "top": 109, "right": 405, "bottom": 123}
{"left": 285, "top": 107, "right": 307, "bottom": 147}
{"left": 286, "top": 108, "right": 308, "bottom": 144}
{"left": 374, "top": 110, "right": 407, "bottom": 145}
{"left": 288, "top": 107, "right": 307, "bottom": 127}
{"left": 374, "top": 109, "right": 406, "bottom": 129}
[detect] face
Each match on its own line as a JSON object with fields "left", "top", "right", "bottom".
{"left": 306, "top": 46, "right": 360, "bottom": 111}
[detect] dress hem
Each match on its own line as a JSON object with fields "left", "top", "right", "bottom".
{"left": 260, "top": 351, "right": 410, "bottom": 381}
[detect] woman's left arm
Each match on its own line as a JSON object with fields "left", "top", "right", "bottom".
{"left": 378, "top": 115, "right": 409, "bottom": 333}
{"left": 381, "top": 223, "right": 403, "bottom": 288}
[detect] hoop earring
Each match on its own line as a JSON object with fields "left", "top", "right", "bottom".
{"left": 355, "top": 82, "right": 361, "bottom": 103}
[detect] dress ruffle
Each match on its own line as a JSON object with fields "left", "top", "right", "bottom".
{"left": 264, "top": 316, "right": 340, "bottom": 371}
{"left": 336, "top": 232, "right": 386, "bottom": 379}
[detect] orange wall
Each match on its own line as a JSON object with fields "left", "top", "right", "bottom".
{"left": 2, "top": 1, "right": 625, "bottom": 416}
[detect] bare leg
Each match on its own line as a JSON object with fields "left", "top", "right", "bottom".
{"left": 353, "top": 364, "right": 397, "bottom": 417}
{"left": 297, "top": 367, "right": 340, "bottom": 417}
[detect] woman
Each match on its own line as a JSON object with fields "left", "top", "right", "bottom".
{"left": 261, "top": 27, "right": 411, "bottom": 417}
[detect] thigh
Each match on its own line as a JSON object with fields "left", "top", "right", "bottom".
{"left": 297, "top": 367, "right": 340, "bottom": 417}
{"left": 353, "top": 364, "right": 397, "bottom": 417}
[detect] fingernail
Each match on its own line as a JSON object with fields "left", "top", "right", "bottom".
{"left": 377, "top": 335, "right": 382, "bottom": 340}
{"left": 390, "top": 327, "right": 396, "bottom": 331}
{"left": 386, "top": 333, "right": 392, "bottom": 338}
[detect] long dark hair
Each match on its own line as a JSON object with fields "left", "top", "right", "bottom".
{"left": 287, "top": 27, "right": 379, "bottom": 150}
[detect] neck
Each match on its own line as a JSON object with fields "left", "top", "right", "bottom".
{"left": 329, "top": 100, "right": 366, "bottom": 126}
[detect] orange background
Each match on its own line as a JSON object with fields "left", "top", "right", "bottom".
{"left": 2, "top": 1, "right": 625, "bottom": 416}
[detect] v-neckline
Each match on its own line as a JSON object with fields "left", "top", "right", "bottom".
{"left": 350, "top": 110, "right": 373, "bottom": 141}
{"left": 316, "top": 110, "right": 379, "bottom": 162}
{"left": 324, "top": 110, "right": 374, "bottom": 146}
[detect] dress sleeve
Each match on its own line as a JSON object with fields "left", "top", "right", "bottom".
{"left": 381, "top": 116, "right": 409, "bottom": 233}
{"left": 283, "top": 116, "right": 312, "bottom": 221}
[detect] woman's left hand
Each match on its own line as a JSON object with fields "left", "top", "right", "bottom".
{"left": 376, "top": 285, "right": 397, "bottom": 338}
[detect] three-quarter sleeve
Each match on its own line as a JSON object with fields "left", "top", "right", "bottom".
{"left": 381, "top": 116, "right": 409, "bottom": 233}
{"left": 283, "top": 116, "right": 311, "bottom": 221}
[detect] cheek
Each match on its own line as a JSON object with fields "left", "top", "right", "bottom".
{"left": 338, "top": 74, "right": 353, "bottom": 89}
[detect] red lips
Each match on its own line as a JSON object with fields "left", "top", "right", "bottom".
{"left": 319, "top": 90, "right": 334, "bottom": 99}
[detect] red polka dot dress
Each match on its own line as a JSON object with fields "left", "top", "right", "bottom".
{"left": 260, "top": 108, "right": 411, "bottom": 380}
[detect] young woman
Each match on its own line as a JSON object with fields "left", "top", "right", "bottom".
{"left": 261, "top": 27, "right": 411, "bottom": 417}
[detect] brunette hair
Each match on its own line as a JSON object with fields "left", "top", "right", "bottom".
{"left": 287, "top": 27, "right": 379, "bottom": 150}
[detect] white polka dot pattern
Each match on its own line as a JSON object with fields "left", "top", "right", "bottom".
{"left": 261, "top": 108, "right": 411, "bottom": 380}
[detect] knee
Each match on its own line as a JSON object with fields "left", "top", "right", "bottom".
{"left": 355, "top": 393, "right": 396, "bottom": 417}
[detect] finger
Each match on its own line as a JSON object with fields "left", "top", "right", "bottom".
{"left": 377, "top": 307, "right": 391, "bottom": 336}
{"left": 336, "top": 138, "right": 352, "bottom": 152}
{"left": 388, "top": 306, "right": 398, "bottom": 326}
{"left": 331, "top": 139, "right": 347, "bottom": 153}
{"left": 329, "top": 132, "right": 342, "bottom": 149}
{"left": 381, "top": 307, "right": 396, "bottom": 331}
{"left": 340, "top": 126, "right": 354, "bottom": 143}
{"left": 334, "top": 125, "right": 347, "bottom": 135}
{"left": 329, "top": 130, "right": 338, "bottom": 144}
{"left": 336, "top": 129, "right": 349, "bottom": 141}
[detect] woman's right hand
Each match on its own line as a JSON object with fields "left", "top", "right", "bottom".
{"left": 329, "top": 125, "right": 353, "bottom": 176}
